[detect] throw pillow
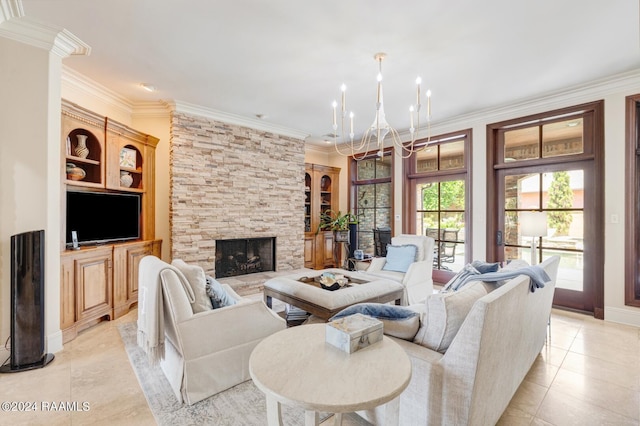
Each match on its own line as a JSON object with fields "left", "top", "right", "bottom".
{"left": 205, "top": 276, "right": 237, "bottom": 309}
{"left": 330, "top": 303, "right": 421, "bottom": 340}
{"left": 382, "top": 244, "right": 418, "bottom": 273}
{"left": 414, "top": 281, "right": 487, "bottom": 353}
{"left": 171, "top": 259, "right": 213, "bottom": 313}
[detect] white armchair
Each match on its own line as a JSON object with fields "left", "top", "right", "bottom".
{"left": 138, "top": 256, "right": 286, "bottom": 405}
{"left": 365, "top": 234, "right": 435, "bottom": 305}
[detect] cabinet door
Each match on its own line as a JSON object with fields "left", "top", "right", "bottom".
{"left": 304, "top": 235, "right": 315, "bottom": 268}
{"left": 74, "top": 250, "right": 113, "bottom": 322}
{"left": 319, "top": 232, "right": 336, "bottom": 268}
{"left": 113, "top": 240, "right": 162, "bottom": 318}
{"left": 60, "top": 256, "right": 75, "bottom": 330}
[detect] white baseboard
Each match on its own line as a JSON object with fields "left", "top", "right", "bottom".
{"left": 46, "top": 330, "right": 64, "bottom": 353}
{"left": 604, "top": 306, "right": 640, "bottom": 327}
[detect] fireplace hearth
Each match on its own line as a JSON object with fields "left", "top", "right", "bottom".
{"left": 215, "top": 237, "right": 276, "bottom": 278}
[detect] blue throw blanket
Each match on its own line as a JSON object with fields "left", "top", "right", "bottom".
{"left": 442, "top": 262, "right": 551, "bottom": 293}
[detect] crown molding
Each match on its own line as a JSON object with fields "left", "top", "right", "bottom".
{"left": 166, "top": 100, "right": 310, "bottom": 140}
{"left": 430, "top": 68, "right": 640, "bottom": 132}
{"left": 0, "top": 0, "right": 23, "bottom": 22}
{"left": 62, "top": 66, "right": 133, "bottom": 116}
{"left": 0, "top": 2, "right": 90, "bottom": 58}
{"left": 131, "top": 101, "right": 172, "bottom": 119}
{"left": 305, "top": 142, "right": 335, "bottom": 154}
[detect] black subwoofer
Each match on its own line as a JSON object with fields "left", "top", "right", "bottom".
{"left": 0, "top": 229, "right": 54, "bottom": 373}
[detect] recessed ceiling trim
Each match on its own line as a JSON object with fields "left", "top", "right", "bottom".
{"left": 168, "top": 100, "right": 310, "bottom": 140}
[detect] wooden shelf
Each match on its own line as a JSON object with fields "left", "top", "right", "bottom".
{"left": 304, "top": 163, "right": 340, "bottom": 269}
{"left": 66, "top": 155, "right": 100, "bottom": 166}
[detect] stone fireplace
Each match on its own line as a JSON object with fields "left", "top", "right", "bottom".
{"left": 215, "top": 237, "right": 276, "bottom": 278}
{"left": 169, "top": 111, "right": 305, "bottom": 281}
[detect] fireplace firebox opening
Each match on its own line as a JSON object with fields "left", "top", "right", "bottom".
{"left": 215, "top": 237, "right": 276, "bottom": 278}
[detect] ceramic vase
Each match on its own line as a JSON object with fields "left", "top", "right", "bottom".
{"left": 74, "top": 134, "right": 89, "bottom": 159}
{"left": 120, "top": 170, "right": 133, "bottom": 188}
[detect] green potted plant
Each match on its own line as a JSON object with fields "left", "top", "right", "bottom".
{"left": 317, "top": 210, "right": 358, "bottom": 242}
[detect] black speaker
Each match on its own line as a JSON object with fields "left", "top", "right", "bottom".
{"left": 0, "top": 229, "right": 54, "bottom": 373}
{"left": 348, "top": 223, "right": 358, "bottom": 259}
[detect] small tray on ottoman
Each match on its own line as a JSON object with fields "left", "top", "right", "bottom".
{"left": 326, "top": 313, "right": 383, "bottom": 354}
{"left": 298, "top": 273, "right": 368, "bottom": 290}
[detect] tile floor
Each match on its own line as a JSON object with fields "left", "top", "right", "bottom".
{"left": 0, "top": 300, "right": 638, "bottom": 425}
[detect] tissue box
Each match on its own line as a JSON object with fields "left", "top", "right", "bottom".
{"left": 325, "top": 313, "right": 383, "bottom": 353}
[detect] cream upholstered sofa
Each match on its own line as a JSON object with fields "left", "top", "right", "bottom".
{"left": 137, "top": 256, "right": 286, "bottom": 405}
{"left": 365, "top": 234, "right": 435, "bottom": 305}
{"left": 357, "top": 255, "right": 561, "bottom": 425}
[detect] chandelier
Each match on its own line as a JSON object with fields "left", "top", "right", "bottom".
{"left": 331, "top": 52, "right": 432, "bottom": 160}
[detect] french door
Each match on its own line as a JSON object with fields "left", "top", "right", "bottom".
{"left": 495, "top": 162, "right": 598, "bottom": 312}
{"left": 487, "top": 101, "right": 604, "bottom": 317}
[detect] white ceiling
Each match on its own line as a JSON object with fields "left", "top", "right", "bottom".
{"left": 20, "top": 0, "right": 640, "bottom": 146}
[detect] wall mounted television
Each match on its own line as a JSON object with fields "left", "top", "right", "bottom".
{"left": 66, "top": 191, "right": 141, "bottom": 247}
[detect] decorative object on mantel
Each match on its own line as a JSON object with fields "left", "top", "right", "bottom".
{"left": 74, "top": 134, "right": 89, "bottom": 158}
{"left": 330, "top": 52, "right": 433, "bottom": 160}
{"left": 66, "top": 163, "right": 85, "bottom": 181}
{"left": 326, "top": 313, "right": 383, "bottom": 353}
{"left": 120, "top": 170, "right": 133, "bottom": 188}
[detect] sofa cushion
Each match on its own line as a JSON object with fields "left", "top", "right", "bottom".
{"left": 330, "top": 303, "right": 421, "bottom": 340}
{"left": 363, "top": 269, "right": 405, "bottom": 283}
{"left": 383, "top": 244, "right": 418, "bottom": 273}
{"left": 205, "top": 276, "right": 237, "bottom": 309}
{"left": 171, "top": 259, "right": 213, "bottom": 313}
{"left": 414, "top": 281, "right": 487, "bottom": 353}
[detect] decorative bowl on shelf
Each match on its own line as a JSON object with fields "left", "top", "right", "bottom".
{"left": 66, "top": 163, "right": 86, "bottom": 181}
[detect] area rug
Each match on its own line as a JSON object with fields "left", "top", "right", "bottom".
{"left": 118, "top": 321, "right": 328, "bottom": 425}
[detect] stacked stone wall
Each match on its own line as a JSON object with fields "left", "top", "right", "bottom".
{"left": 170, "top": 112, "right": 305, "bottom": 275}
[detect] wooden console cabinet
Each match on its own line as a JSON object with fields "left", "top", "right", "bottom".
{"left": 60, "top": 240, "right": 161, "bottom": 343}
{"left": 60, "top": 100, "right": 161, "bottom": 342}
{"left": 304, "top": 163, "right": 340, "bottom": 269}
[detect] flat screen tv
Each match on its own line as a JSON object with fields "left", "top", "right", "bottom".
{"left": 66, "top": 191, "right": 141, "bottom": 247}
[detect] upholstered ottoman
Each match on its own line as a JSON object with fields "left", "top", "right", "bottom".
{"left": 263, "top": 268, "right": 404, "bottom": 320}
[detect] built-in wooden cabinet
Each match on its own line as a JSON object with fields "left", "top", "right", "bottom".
{"left": 304, "top": 163, "right": 340, "bottom": 269}
{"left": 60, "top": 100, "right": 161, "bottom": 342}
{"left": 60, "top": 240, "right": 161, "bottom": 343}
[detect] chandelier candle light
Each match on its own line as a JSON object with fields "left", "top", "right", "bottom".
{"left": 331, "top": 52, "right": 432, "bottom": 160}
